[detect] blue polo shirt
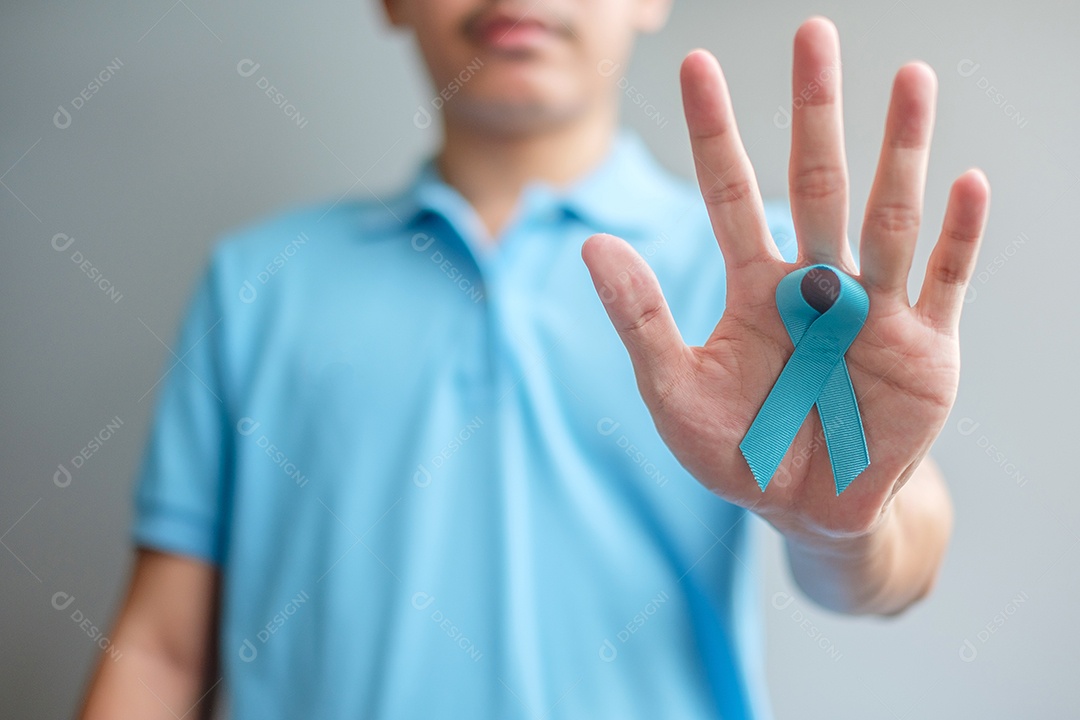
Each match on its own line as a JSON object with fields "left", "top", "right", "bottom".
{"left": 131, "top": 128, "right": 798, "bottom": 719}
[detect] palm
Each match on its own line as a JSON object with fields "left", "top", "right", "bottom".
{"left": 582, "top": 18, "right": 989, "bottom": 541}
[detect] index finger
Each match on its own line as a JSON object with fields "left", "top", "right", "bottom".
{"left": 681, "top": 49, "right": 778, "bottom": 273}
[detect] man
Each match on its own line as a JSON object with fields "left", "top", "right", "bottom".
{"left": 80, "top": 1, "right": 989, "bottom": 718}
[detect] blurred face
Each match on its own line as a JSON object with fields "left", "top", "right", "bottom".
{"left": 384, "top": 0, "right": 671, "bottom": 137}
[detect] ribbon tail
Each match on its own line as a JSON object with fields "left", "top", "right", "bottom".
{"left": 739, "top": 334, "right": 845, "bottom": 491}
{"left": 816, "top": 358, "right": 870, "bottom": 494}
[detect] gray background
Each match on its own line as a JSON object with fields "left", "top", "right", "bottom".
{"left": 2, "top": 0, "right": 1077, "bottom": 717}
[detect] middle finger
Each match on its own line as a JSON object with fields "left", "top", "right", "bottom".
{"left": 789, "top": 17, "right": 852, "bottom": 268}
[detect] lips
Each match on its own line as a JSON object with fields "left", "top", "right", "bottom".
{"left": 467, "top": 9, "right": 562, "bottom": 53}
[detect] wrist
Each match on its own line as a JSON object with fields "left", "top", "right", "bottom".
{"left": 780, "top": 503, "right": 903, "bottom": 615}
{"left": 757, "top": 491, "right": 898, "bottom": 557}
{"left": 784, "top": 501, "right": 897, "bottom": 559}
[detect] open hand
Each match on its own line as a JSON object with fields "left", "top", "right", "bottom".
{"left": 581, "top": 16, "right": 990, "bottom": 544}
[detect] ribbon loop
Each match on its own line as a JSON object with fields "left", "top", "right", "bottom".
{"left": 739, "top": 264, "right": 870, "bottom": 495}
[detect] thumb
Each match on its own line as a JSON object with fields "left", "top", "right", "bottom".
{"left": 581, "top": 233, "right": 691, "bottom": 407}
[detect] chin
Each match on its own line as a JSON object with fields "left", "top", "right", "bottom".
{"left": 448, "top": 70, "right": 589, "bottom": 133}
{"left": 449, "top": 96, "right": 589, "bottom": 138}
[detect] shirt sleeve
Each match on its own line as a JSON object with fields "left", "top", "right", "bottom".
{"left": 130, "top": 248, "right": 233, "bottom": 566}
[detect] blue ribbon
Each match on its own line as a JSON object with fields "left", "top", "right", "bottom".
{"left": 739, "top": 264, "right": 870, "bottom": 495}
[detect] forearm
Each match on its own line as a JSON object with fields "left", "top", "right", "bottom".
{"left": 79, "top": 642, "right": 214, "bottom": 720}
{"left": 782, "top": 456, "right": 953, "bottom": 616}
{"left": 78, "top": 549, "right": 220, "bottom": 720}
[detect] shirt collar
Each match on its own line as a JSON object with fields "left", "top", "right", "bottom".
{"left": 391, "top": 128, "right": 684, "bottom": 238}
